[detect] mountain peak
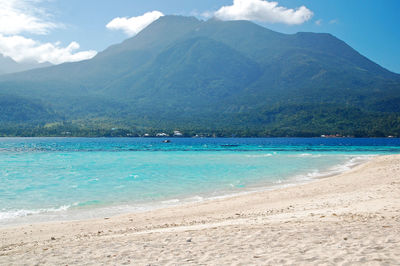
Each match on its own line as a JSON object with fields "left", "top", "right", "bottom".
{"left": 98, "top": 15, "right": 202, "bottom": 58}
{"left": 157, "top": 15, "right": 200, "bottom": 23}
{"left": 0, "top": 53, "right": 52, "bottom": 75}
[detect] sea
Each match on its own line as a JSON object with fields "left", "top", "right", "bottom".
{"left": 1, "top": 137, "right": 400, "bottom": 226}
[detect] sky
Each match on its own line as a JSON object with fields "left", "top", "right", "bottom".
{"left": 0, "top": 0, "right": 399, "bottom": 73}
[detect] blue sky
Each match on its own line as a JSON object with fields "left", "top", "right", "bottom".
{"left": 1, "top": 0, "right": 399, "bottom": 73}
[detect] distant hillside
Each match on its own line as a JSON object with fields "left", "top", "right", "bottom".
{"left": 0, "top": 16, "right": 399, "bottom": 137}
{"left": 0, "top": 54, "right": 52, "bottom": 75}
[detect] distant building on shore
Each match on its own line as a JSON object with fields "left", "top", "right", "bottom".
{"left": 173, "top": 130, "right": 183, "bottom": 137}
{"left": 156, "top": 132, "right": 169, "bottom": 137}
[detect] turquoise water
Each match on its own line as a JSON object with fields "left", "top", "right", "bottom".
{"left": 1, "top": 138, "right": 399, "bottom": 226}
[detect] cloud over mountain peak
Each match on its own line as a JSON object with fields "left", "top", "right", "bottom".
{"left": 213, "top": 0, "right": 313, "bottom": 25}
{"left": 106, "top": 11, "right": 164, "bottom": 36}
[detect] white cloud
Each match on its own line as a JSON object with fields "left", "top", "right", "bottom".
{"left": 106, "top": 11, "right": 164, "bottom": 36}
{"left": 214, "top": 0, "right": 313, "bottom": 25}
{"left": 201, "top": 10, "right": 214, "bottom": 19}
{"left": 0, "top": 0, "right": 97, "bottom": 64}
{"left": 0, "top": 34, "right": 97, "bottom": 64}
{"left": 0, "top": 0, "right": 58, "bottom": 35}
{"left": 315, "top": 19, "right": 322, "bottom": 26}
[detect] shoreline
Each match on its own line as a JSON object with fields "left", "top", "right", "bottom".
{"left": 1, "top": 154, "right": 400, "bottom": 264}
{"left": 0, "top": 153, "right": 374, "bottom": 228}
{"left": 0, "top": 136, "right": 399, "bottom": 139}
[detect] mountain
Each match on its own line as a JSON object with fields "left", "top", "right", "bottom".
{"left": 0, "top": 55, "right": 21, "bottom": 75}
{"left": 0, "top": 54, "right": 52, "bottom": 75}
{"left": 0, "top": 15, "right": 399, "bottom": 137}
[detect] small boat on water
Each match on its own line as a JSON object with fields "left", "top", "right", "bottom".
{"left": 221, "top": 144, "right": 239, "bottom": 147}
{"left": 163, "top": 140, "right": 171, "bottom": 143}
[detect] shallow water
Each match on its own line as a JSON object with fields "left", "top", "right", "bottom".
{"left": 1, "top": 137, "right": 399, "bottom": 226}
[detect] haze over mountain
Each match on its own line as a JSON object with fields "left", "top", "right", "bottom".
{"left": 1, "top": 16, "right": 400, "bottom": 137}
{"left": 0, "top": 54, "right": 52, "bottom": 75}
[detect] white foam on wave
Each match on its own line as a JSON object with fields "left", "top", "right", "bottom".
{"left": 161, "top": 199, "right": 180, "bottom": 204}
{"left": 186, "top": 196, "right": 204, "bottom": 202}
{"left": 292, "top": 155, "right": 376, "bottom": 182}
{"left": 0, "top": 205, "right": 71, "bottom": 221}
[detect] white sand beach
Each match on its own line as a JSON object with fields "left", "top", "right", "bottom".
{"left": 1, "top": 154, "right": 400, "bottom": 265}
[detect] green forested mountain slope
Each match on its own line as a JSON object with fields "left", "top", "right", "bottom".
{"left": 0, "top": 16, "right": 399, "bottom": 137}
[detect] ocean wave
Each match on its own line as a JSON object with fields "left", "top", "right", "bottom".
{"left": 0, "top": 205, "right": 71, "bottom": 221}
{"left": 292, "top": 170, "right": 322, "bottom": 182}
{"left": 186, "top": 196, "right": 204, "bottom": 202}
{"left": 293, "top": 155, "right": 375, "bottom": 182}
{"left": 332, "top": 155, "right": 375, "bottom": 172}
{"left": 161, "top": 199, "right": 180, "bottom": 204}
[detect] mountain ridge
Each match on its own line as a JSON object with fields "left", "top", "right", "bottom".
{"left": 0, "top": 54, "right": 52, "bottom": 75}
